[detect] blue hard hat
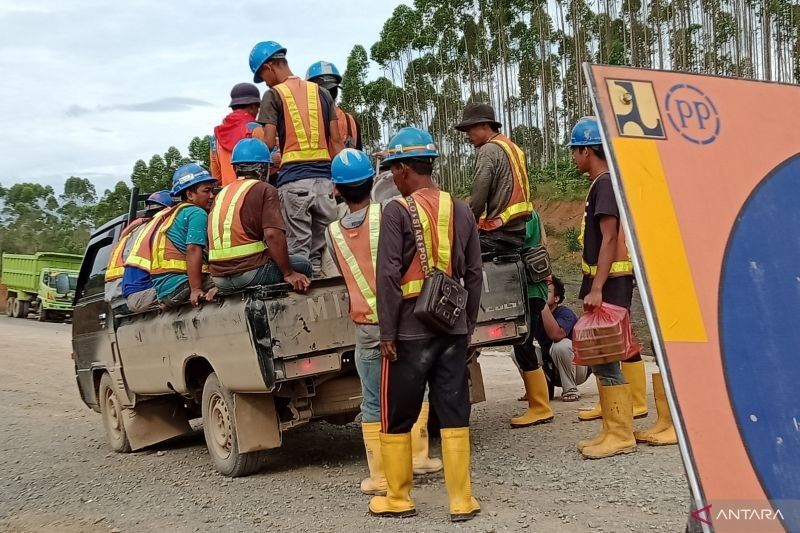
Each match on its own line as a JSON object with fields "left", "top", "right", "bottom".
{"left": 231, "top": 138, "right": 272, "bottom": 164}
{"left": 145, "top": 190, "right": 174, "bottom": 209}
{"left": 331, "top": 149, "right": 375, "bottom": 185}
{"left": 567, "top": 116, "right": 602, "bottom": 147}
{"left": 249, "top": 41, "right": 287, "bottom": 83}
{"left": 306, "top": 61, "right": 342, "bottom": 88}
{"left": 170, "top": 163, "right": 217, "bottom": 196}
{"left": 382, "top": 127, "right": 439, "bottom": 169}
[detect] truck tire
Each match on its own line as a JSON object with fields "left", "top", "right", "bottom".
{"left": 38, "top": 309, "right": 48, "bottom": 322}
{"left": 201, "top": 372, "right": 266, "bottom": 477}
{"left": 5, "top": 297, "right": 15, "bottom": 317}
{"left": 12, "top": 299, "right": 29, "bottom": 319}
{"left": 99, "top": 373, "right": 132, "bottom": 453}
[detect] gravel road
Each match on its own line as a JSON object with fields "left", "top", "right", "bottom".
{"left": 0, "top": 314, "right": 690, "bottom": 532}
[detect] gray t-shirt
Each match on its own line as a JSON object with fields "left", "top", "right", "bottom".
{"left": 326, "top": 206, "right": 380, "bottom": 348}
{"left": 468, "top": 140, "right": 527, "bottom": 233}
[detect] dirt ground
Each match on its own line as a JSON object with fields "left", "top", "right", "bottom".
{"left": 0, "top": 314, "right": 690, "bottom": 533}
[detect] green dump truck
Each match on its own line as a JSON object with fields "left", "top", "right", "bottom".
{"left": 2, "top": 252, "right": 82, "bottom": 321}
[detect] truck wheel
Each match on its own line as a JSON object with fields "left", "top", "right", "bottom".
{"left": 99, "top": 373, "right": 132, "bottom": 453}
{"left": 12, "top": 299, "right": 29, "bottom": 319}
{"left": 5, "top": 297, "right": 15, "bottom": 317}
{"left": 201, "top": 372, "right": 266, "bottom": 477}
{"left": 38, "top": 309, "right": 48, "bottom": 322}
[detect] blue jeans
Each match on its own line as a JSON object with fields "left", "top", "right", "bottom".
{"left": 592, "top": 361, "right": 625, "bottom": 386}
{"left": 212, "top": 256, "right": 312, "bottom": 294}
{"left": 355, "top": 344, "right": 382, "bottom": 423}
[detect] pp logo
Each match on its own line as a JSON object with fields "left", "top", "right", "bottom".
{"left": 664, "top": 84, "right": 720, "bottom": 145}
{"left": 606, "top": 79, "right": 666, "bottom": 139}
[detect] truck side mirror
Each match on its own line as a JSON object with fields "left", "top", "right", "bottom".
{"left": 55, "top": 273, "right": 71, "bottom": 295}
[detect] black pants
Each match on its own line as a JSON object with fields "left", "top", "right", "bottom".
{"left": 513, "top": 297, "right": 546, "bottom": 372}
{"left": 381, "top": 335, "right": 471, "bottom": 434}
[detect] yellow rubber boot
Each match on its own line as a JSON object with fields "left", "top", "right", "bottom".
{"left": 360, "top": 422, "right": 387, "bottom": 495}
{"left": 510, "top": 369, "right": 554, "bottom": 428}
{"left": 622, "top": 360, "right": 649, "bottom": 419}
{"left": 412, "top": 402, "right": 443, "bottom": 474}
{"left": 635, "top": 373, "right": 678, "bottom": 446}
{"left": 577, "top": 395, "right": 608, "bottom": 452}
{"left": 578, "top": 375, "right": 603, "bottom": 421}
{"left": 582, "top": 384, "right": 637, "bottom": 459}
{"left": 440, "top": 428, "right": 481, "bottom": 522}
{"left": 369, "top": 433, "right": 417, "bottom": 518}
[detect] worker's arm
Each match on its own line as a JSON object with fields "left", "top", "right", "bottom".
{"left": 584, "top": 214, "right": 619, "bottom": 312}
{"left": 376, "top": 201, "right": 406, "bottom": 361}
{"left": 209, "top": 142, "right": 221, "bottom": 179}
{"left": 541, "top": 304, "right": 567, "bottom": 342}
{"left": 256, "top": 91, "right": 280, "bottom": 150}
{"left": 186, "top": 244, "right": 206, "bottom": 306}
{"left": 327, "top": 114, "right": 344, "bottom": 157}
{"left": 468, "top": 146, "right": 494, "bottom": 223}
{"left": 264, "top": 228, "right": 309, "bottom": 292}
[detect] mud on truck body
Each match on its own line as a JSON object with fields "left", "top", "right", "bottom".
{"left": 73, "top": 201, "right": 531, "bottom": 477}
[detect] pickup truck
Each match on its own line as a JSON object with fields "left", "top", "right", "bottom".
{"left": 73, "top": 206, "right": 530, "bottom": 477}
{"left": 2, "top": 252, "right": 82, "bottom": 322}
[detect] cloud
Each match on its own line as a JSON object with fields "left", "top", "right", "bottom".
{"left": 66, "top": 97, "right": 213, "bottom": 117}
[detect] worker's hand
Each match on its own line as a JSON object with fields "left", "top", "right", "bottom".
{"left": 284, "top": 271, "right": 310, "bottom": 292}
{"left": 381, "top": 340, "right": 397, "bottom": 362}
{"left": 271, "top": 151, "right": 282, "bottom": 168}
{"left": 372, "top": 149, "right": 387, "bottom": 160}
{"left": 190, "top": 288, "right": 205, "bottom": 307}
{"left": 583, "top": 286, "right": 603, "bottom": 313}
{"left": 204, "top": 287, "right": 218, "bottom": 303}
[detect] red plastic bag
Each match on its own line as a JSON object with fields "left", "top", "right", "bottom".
{"left": 572, "top": 303, "right": 636, "bottom": 366}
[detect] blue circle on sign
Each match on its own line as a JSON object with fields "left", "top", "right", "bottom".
{"left": 719, "top": 153, "right": 800, "bottom": 532}
{"left": 664, "top": 84, "right": 720, "bottom": 145}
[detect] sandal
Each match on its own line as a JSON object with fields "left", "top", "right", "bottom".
{"left": 561, "top": 392, "right": 580, "bottom": 402}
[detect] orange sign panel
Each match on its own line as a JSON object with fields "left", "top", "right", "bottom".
{"left": 587, "top": 64, "right": 800, "bottom": 533}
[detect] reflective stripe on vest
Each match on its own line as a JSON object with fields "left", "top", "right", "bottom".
{"left": 274, "top": 78, "right": 330, "bottom": 165}
{"left": 328, "top": 204, "right": 381, "bottom": 324}
{"left": 104, "top": 218, "right": 147, "bottom": 281}
{"left": 396, "top": 189, "right": 455, "bottom": 298}
{"left": 478, "top": 134, "right": 533, "bottom": 231}
{"left": 124, "top": 208, "right": 174, "bottom": 272}
{"left": 579, "top": 176, "right": 633, "bottom": 278}
{"left": 208, "top": 179, "right": 267, "bottom": 262}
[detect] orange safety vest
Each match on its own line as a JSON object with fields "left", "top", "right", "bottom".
{"left": 335, "top": 107, "right": 358, "bottom": 149}
{"left": 395, "top": 188, "right": 455, "bottom": 299}
{"left": 273, "top": 77, "right": 331, "bottom": 166}
{"left": 208, "top": 179, "right": 268, "bottom": 263}
{"left": 328, "top": 203, "right": 381, "bottom": 324}
{"left": 478, "top": 134, "right": 533, "bottom": 231}
{"left": 126, "top": 204, "right": 206, "bottom": 275}
{"left": 104, "top": 218, "right": 148, "bottom": 282}
{"left": 578, "top": 178, "right": 633, "bottom": 278}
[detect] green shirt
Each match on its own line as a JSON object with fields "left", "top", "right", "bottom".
{"left": 524, "top": 211, "right": 549, "bottom": 300}
{"left": 152, "top": 205, "right": 209, "bottom": 299}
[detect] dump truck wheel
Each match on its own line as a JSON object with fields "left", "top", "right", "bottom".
{"left": 6, "top": 297, "right": 15, "bottom": 317}
{"left": 201, "top": 372, "right": 266, "bottom": 477}
{"left": 38, "top": 309, "right": 48, "bottom": 322}
{"left": 12, "top": 299, "right": 29, "bottom": 319}
{"left": 99, "top": 373, "right": 131, "bottom": 453}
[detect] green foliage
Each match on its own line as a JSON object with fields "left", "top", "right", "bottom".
{"left": 188, "top": 136, "right": 212, "bottom": 168}
{"left": 564, "top": 227, "right": 582, "bottom": 252}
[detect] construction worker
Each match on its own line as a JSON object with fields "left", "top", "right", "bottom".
{"left": 126, "top": 164, "right": 218, "bottom": 308}
{"left": 455, "top": 102, "right": 533, "bottom": 254}
{"left": 509, "top": 209, "right": 554, "bottom": 427}
{"left": 245, "top": 121, "right": 281, "bottom": 185}
{"left": 568, "top": 116, "right": 644, "bottom": 459}
{"left": 208, "top": 138, "right": 311, "bottom": 293}
{"left": 104, "top": 191, "right": 173, "bottom": 313}
{"left": 306, "top": 61, "right": 362, "bottom": 149}
{"left": 371, "top": 128, "right": 483, "bottom": 522}
{"left": 210, "top": 83, "right": 263, "bottom": 186}
{"left": 248, "top": 41, "right": 344, "bottom": 275}
{"left": 325, "top": 148, "right": 442, "bottom": 497}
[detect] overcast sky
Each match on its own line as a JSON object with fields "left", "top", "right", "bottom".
{"left": 0, "top": 0, "right": 403, "bottom": 194}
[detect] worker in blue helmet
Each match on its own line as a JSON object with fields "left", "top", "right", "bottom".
{"left": 568, "top": 116, "right": 643, "bottom": 460}
{"left": 326, "top": 148, "right": 443, "bottom": 498}
{"left": 128, "top": 163, "right": 218, "bottom": 308}
{"left": 105, "top": 190, "right": 175, "bottom": 314}
{"left": 248, "top": 41, "right": 345, "bottom": 276}
{"left": 207, "top": 138, "right": 311, "bottom": 294}
{"left": 371, "top": 127, "right": 483, "bottom": 523}
{"left": 307, "top": 61, "right": 362, "bottom": 150}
